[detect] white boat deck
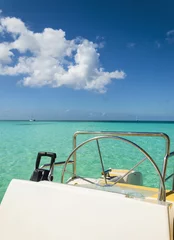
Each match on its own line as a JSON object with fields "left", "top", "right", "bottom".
{"left": 0, "top": 179, "right": 173, "bottom": 240}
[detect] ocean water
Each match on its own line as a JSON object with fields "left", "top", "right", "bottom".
{"left": 0, "top": 120, "right": 174, "bottom": 202}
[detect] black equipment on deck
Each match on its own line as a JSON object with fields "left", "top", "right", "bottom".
{"left": 30, "top": 152, "right": 56, "bottom": 182}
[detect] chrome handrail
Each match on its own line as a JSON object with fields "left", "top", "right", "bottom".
{"left": 73, "top": 131, "right": 170, "bottom": 179}
{"left": 71, "top": 131, "right": 172, "bottom": 201}
{"left": 38, "top": 131, "right": 171, "bottom": 201}
{"left": 62, "top": 134, "right": 166, "bottom": 201}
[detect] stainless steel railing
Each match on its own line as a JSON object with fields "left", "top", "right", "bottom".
{"left": 72, "top": 131, "right": 170, "bottom": 178}
{"left": 41, "top": 131, "right": 173, "bottom": 202}
{"left": 61, "top": 132, "right": 168, "bottom": 201}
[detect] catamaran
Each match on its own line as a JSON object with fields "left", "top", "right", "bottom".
{"left": 0, "top": 131, "right": 173, "bottom": 239}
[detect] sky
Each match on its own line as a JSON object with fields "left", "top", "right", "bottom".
{"left": 0, "top": 0, "right": 174, "bottom": 120}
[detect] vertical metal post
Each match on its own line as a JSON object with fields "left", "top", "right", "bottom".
{"left": 160, "top": 136, "right": 170, "bottom": 200}
{"left": 96, "top": 140, "right": 107, "bottom": 185}
{"left": 73, "top": 134, "right": 77, "bottom": 176}
{"left": 159, "top": 155, "right": 169, "bottom": 201}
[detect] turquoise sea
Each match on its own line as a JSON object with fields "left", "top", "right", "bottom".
{"left": 0, "top": 121, "right": 174, "bottom": 202}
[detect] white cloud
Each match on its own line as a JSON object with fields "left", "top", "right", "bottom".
{"left": 0, "top": 43, "right": 14, "bottom": 63}
{"left": 0, "top": 14, "right": 126, "bottom": 93}
{"left": 1, "top": 17, "right": 27, "bottom": 34}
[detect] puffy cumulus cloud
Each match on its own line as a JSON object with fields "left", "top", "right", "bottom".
{"left": 0, "top": 15, "right": 126, "bottom": 93}
{"left": 1, "top": 17, "right": 27, "bottom": 34}
{"left": 0, "top": 43, "right": 14, "bottom": 63}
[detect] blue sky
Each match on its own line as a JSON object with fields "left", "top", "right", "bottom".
{"left": 0, "top": 0, "right": 174, "bottom": 120}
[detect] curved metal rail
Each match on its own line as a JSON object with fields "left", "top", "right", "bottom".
{"left": 61, "top": 135, "right": 166, "bottom": 201}
{"left": 72, "top": 131, "right": 171, "bottom": 200}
